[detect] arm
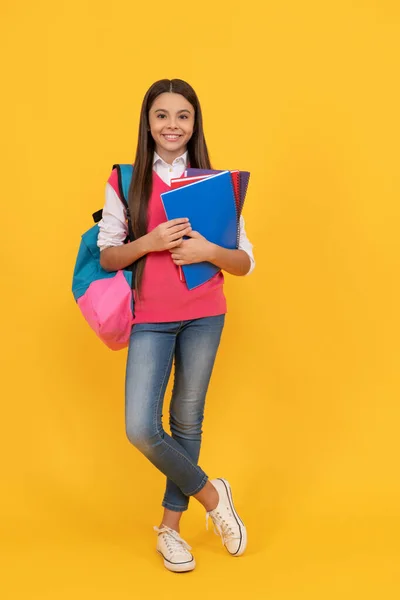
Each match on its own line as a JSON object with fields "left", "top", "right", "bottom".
{"left": 98, "top": 183, "right": 192, "bottom": 272}
{"left": 206, "top": 244, "right": 251, "bottom": 276}
{"left": 100, "top": 236, "right": 153, "bottom": 272}
{"left": 100, "top": 219, "right": 193, "bottom": 272}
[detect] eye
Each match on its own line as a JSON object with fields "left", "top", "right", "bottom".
{"left": 157, "top": 114, "right": 166, "bottom": 119}
{"left": 179, "top": 115, "right": 188, "bottom": 119}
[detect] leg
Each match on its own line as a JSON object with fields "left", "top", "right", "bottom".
{"left": 161, "top": 315, "right": 225, "bottom": 518}
{"left": 125, "top": 322, "right": 209, "bottom": 500}
{"left": 160, "top": 481, "right": 219, "bottom": 532}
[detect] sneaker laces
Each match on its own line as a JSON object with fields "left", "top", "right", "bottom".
{"left": 205, "top": 509, "right": 239, "bottom": 544}
{"left": 153, "top": 525, "right": 192, "bottom": 553}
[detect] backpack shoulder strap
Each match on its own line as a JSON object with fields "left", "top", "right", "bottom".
{"left": 112, "top": 164, "right": 134, "bottom": 207}
{"left": 112, "top": 164, "right": 134, "bottom": 241}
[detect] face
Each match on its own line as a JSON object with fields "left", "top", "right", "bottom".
{"left": 148, "top": 92, "right": 195, "bottom": 162}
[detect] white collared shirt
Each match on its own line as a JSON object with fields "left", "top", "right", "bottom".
{"left": 97, "top": 151, "right": 255, "bottom": 274}
{"left": 153, "top": 150, "right": 189, "bottom": 185}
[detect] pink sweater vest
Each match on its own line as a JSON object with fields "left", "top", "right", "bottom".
{"left": 108, "top": 169, "right": 227, "bottom": 323}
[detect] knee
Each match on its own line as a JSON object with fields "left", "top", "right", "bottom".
{"left": 169, "top": 411, "right": 203, "bottom": 440}
{"left": 125, "top": 420, "right": 162, "bottom": 453}
{"left": 125, "top": 422, "right": 144, "bottom": 450}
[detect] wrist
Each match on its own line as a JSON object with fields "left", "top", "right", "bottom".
{"left": 142, "top": 231, "right": 155, "bottom": 254}
{"left": 133, "top": 232, "right": 153, "bottom": 257}
{"left": 206, "top": 241, "right": 218, "bottom": 263}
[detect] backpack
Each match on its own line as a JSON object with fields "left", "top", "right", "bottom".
{"left": 72, "top": 164, "right": 136, "bottom": 350}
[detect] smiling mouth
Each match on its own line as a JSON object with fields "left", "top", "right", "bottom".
{"left": 162, "top": 134, "right": 182, "bottom": 141}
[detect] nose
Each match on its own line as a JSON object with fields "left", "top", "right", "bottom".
{"left": 166, "top": 118, "right": 179, "bottom": 130}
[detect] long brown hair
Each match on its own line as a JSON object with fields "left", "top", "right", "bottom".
{"left": 128, "top": 79, "right": 212, "bottom": 293}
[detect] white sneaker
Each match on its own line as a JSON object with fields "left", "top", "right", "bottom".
{"left": 154, "top": 525, "right": 196, "bottom": 572}
{"left": 206, "top": 478, "right": 247, "bottom": 556}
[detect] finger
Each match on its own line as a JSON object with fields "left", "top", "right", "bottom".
{"left": 168, "top": 239, "right": 184, "bottom": 249}
{"left": 172, "top": 259, "right": 187, "bottom": 266}
{"left": 184, "top": 230, "right": 200, "bottom": 239}
{"left": 166, "top": 218, "right": 189, "bottom": 227}
{"left": 168, "top": 224, "right": 192, "bottom": 236}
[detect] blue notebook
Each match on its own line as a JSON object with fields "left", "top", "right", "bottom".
{"left": 161, "top": 171, "right": 237, "bottom": 290}
{"left": 186, "top": 168, "right": 250, "bottom": 217}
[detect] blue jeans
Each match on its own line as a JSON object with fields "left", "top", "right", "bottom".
{"left": 125, "top": 315, "right": 225, "bottom": 512}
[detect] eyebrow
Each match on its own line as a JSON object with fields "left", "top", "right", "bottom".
{"left": 154, "top": 109, "right": 192, "bottom": 114}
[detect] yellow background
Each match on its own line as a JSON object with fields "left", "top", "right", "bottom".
{"left": 1, "top": 0, "right": 399, "bottom": 598}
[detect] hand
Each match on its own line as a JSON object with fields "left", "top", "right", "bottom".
{"left": 169, "top": 230, "right": 213, "bottom": 265}
{"left": 147, "top": 218, "right": 192, "bottom": 252}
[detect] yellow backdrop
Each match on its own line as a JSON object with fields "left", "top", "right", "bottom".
{"left": 1, "top": 0, "right": 399, "bottom": 598}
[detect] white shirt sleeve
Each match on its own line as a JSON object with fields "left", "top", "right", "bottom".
{"left": 238, "top": 215, "right": 256, "bottom": 275}
{"left": 97, "top": 183, "right": 128, "bottom": 251}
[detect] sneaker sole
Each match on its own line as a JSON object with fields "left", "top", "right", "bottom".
{"left": 216, "top": 478, "right": 247, "bottom": 557}
{"left": 157, "top": 549, "right": 196, "bottom": 573}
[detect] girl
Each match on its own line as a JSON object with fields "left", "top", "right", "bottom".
{"left": 98, "top": 79, "right": 255, "bottom": 572}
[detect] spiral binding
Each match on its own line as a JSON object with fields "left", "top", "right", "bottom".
{"left": 185, "top": 168, "right": 250, "bottom": 249}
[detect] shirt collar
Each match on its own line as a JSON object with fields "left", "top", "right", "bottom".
{"left": 153, "top": 150, "right": 189, "bottom": 168}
